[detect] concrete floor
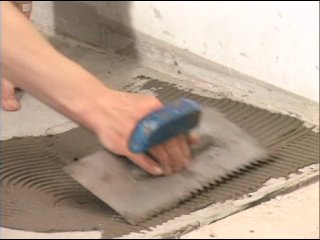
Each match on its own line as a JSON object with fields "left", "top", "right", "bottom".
{"left": 2, "top": 182, "right": 318, "bottom": 239}
{"left": 1, "top": 36, "right": 319, "bottom": 239}
{"left": 182, "top": 182, "right": 319, "bottom": 239}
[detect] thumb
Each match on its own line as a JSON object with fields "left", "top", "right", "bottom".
{"left": 187, "top": 132, "right": 200, "bottom": 145}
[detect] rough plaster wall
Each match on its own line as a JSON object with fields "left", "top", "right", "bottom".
{"left": 128, "top": 1, "right": 319, "bottom": 102}
{"left": 31, "top": 1, "right": 319, "bottom": 102}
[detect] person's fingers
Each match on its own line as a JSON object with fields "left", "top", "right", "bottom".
{"left": 178, "top": 135, "right": 191, "bottom": 166}
{"left": 126, "top": 152, "right": 163, "bottom": 176}
{"left": 187, "top": 132, "right": 200, "bottom": 145}
{"left": 126, "top": 135, "right": 192, "bottom": 176}
{"left": 149, "top": 145, "right": 172, "bottom": 175}
{"left": 163, "top": 137, "right": 188, "bottom": 173}
{"left": 149, "top": 135, "right": 192, "bottom": 175}
{"left": 126, "top": 133, "right": 195, "bottom": 175}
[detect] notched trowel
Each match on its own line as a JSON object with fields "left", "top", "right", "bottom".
{"left": 63, "top": 98, "right": 268, "bottom": 224}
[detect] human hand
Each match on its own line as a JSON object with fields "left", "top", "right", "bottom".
{"left": 2, "top": 2, "right": 196, "bottom": 175}
{"left": 91, "top": 90, "right": 196, "bottom": 176}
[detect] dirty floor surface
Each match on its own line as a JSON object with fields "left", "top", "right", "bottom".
{"left": 1, "top": 36, "right": 319, "bottom": 239}
{"left": 182, "top": 182, "right": 319, "bottom": 239}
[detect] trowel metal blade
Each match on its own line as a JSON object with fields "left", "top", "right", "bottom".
{"left": 63, "top": 107, "right": 268, "bottom": 225}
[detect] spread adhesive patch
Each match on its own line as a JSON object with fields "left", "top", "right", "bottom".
{"left": 1, "top": 77, "right": 319, "bottom": 238}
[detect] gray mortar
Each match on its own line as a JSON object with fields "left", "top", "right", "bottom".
{"left": 1, "top": 34, "right": 319, "bottom": 238}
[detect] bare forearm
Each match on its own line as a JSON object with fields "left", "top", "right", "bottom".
{"left": 2, "top": 1, "right": 110, "bottom": 130}
{"left": 2, "top": 1, "right": 192, "bottom": 176}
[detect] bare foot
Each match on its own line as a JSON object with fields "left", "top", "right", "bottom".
{"left": 2, "top": 78, "right": 21, "bottom": 111}
{"left": 2, "top": 2, "right": 31, "bottom": 111}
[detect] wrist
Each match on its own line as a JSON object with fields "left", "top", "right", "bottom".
{"left": 73, "top": 85, "right": 117, "bottom": 135}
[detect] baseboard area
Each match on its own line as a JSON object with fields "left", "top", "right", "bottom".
{"left": 33, "top": 17, "right": 319, "bottom": 129}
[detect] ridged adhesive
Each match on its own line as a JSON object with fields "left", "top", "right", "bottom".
{"left": 1, "top": 77, "right": 318, "bottom": 238}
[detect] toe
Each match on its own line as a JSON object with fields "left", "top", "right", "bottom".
{"left": 2, "top": 95, "right": 20, "bottom": 111}
{"left": 2, "top": 79, "right": 21, "bottom": 111}
{"left": 2, "top": 97, "right": 21, "bottom": 111}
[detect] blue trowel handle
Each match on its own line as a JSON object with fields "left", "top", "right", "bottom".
{"left": 129, "top": 98, "right": 201, "bottom": 153}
